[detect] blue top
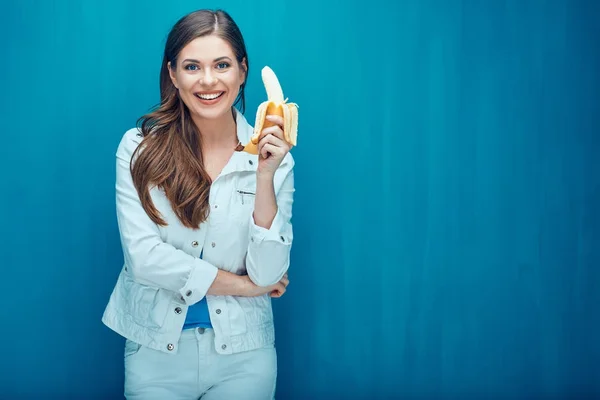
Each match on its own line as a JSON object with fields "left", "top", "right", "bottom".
{"left": 182, "top": 249, "right": 213, "bottom": 330}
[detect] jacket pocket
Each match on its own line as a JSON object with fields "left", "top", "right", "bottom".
{"left": 120, "top": 273, "right": 169, "bottom": 329}
{"left": 232, "top": 186, "right": 256, "bottom": 221}
{"left": 124, "top": 339, "right": 142, "bottom": 359}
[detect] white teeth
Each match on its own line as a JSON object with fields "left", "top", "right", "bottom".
{"left": 197, "top": 92, "right": 223, "bottom": 100}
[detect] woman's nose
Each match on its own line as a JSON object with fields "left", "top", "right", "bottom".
{"left": 200, "top": 71, "right": 217, "bottom": 85}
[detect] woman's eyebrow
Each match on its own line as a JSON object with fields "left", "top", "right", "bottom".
{"left": 182, "top": 56, "right": 232, "bottom": 63}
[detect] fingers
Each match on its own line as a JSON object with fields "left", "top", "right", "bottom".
{"left": 279, "top": 276, "right": 289, "bottom": 287}
{"left": 265, "top": 114, "right": 284, "bottom": 128}
{"left": 258, "top": 129, "right": 287, "bottom": 148}
{"left": 260, "top": 124, "right": 285, "bottom": 142}
{"left": 271, "top": 273, "right": 290, "bottom": 298}
{"left": 270, "top": 281, "right": 286, "bottom": 298}
{"left": 260, "top": 143, "right": 275, "bottom": 160}
{"left": 258, "top": 134, "right": 290, "bottom": 159}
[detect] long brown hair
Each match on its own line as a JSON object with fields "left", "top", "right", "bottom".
{"left": 131, "top": 9, "right": 249, "bottom": 229}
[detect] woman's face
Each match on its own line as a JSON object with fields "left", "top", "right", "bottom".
{"left": 168, "top": 34, "right": 246, "bottom": 123}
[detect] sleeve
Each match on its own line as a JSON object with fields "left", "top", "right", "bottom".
{"left": 114, "top": 129, "right": 218, "bottom": 305}
{"left": 245, "top": 154, "right": 295, "bottom": 287}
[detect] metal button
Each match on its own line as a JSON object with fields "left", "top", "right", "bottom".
{"left": 197, "top": 327, "right": 205, "bottom": 334}
{"left": 249, "top": 160, "right": 253, "bottom": 165}
{"left": 280, "top": 236, "right": 285, "bottom": 242}
{"left": 174, "top": 307, "right": 182, "bottom": 314}
{"left": 186, "top": 290, "right": 192, "bottom": 297}
{"left": 221, "top": 344, "right": 227, "bottom": 350}
{"left": 192, "top": 241, "right": 198, "bottom": 247}
{"left": 216, "top": 309, "right": 221, "bottom": 314}
{"left": 167, "top": 343, "right": 174, "bottom": 351}
{"left": 211, "top": 242, "right": 216, "bottom": 248}
{"left": 180, "top": 296, "right": 185, "bottom": 302}
{"left": 214, "top": 205, "right": 218, "bottom": 209}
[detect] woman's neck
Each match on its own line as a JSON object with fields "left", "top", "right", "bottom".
{"left": 193, "top": 108, "right": 239, "bottom": 150}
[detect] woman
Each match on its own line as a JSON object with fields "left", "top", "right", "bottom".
{"left": 102, "top": 9, "right": 294, "bottom": 399}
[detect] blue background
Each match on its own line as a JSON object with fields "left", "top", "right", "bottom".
{"left": 2, "top": 0, "right": 599, "bottom": 398}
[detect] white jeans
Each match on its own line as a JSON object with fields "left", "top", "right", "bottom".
{"left": 124, "top": 327, "right": 277, "bottom": 399}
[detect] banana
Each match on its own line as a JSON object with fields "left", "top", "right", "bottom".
{"left": 240, "top": 66, "right": 298, "bottom": 155}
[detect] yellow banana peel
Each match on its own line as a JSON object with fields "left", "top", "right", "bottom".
{"left": 240, "top": 66, "right": 298, "bottom": 155}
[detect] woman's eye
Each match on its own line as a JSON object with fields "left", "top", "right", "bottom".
{"left": 216, "top": 62, "right": 230, "bottom": 69}
{"left": 185, "top": 64, "right": 199, "bottom": 71}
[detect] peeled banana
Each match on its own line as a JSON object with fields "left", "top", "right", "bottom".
{"left": 240, "top": 66, "right": 298, "bottom": 155}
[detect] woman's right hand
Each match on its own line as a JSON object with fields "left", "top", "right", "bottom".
{"left": 241, "top": 273, "right": 289, "bottom": 298}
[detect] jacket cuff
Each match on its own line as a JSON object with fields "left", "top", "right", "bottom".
{"left": 178, "top": 259, "right": 218, "bottom": 305}
{"left": 249, "top": 207, "right": 290, "bottom": 245}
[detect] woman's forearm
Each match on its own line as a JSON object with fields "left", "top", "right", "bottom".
{"left": 252, "top": 173, "right": 277, "bottom": 229}
{"left": 206, "top": 270, "right": 284, "bottom": 298}
{"left": 206, "top": 269, "right": 247, "bottom": 296}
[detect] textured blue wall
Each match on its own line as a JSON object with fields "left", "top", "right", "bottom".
{"left": 1, "top": 0, "right": 599, "bottom": 398}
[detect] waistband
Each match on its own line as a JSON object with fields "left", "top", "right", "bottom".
{"left": 180, "top": 327, "right": 214, "bottom": 341}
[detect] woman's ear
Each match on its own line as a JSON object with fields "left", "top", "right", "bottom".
{"left": 167, "top": 61, "right": 179, "bottom": 89}
{"left": 240, "top": 57, "right": 248, "bottom": 85}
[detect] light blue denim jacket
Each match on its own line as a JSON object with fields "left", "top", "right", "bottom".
{"left": 102, "top": 108, "right": 294, "bottom": 355}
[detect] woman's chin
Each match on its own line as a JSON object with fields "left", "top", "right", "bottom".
{"left": 191, "top": 103, "right": 233, "bottom": 122}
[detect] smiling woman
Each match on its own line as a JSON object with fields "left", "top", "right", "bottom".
{"left": 168, "top": 36, "right": 247, "bottom": 123}
{"left": 101, "top": 8, "right": 296, "bottom": 400}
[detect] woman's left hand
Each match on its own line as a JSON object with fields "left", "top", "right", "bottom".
{"left": 256, "top": 115, "right": 291, "bottom": 178}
